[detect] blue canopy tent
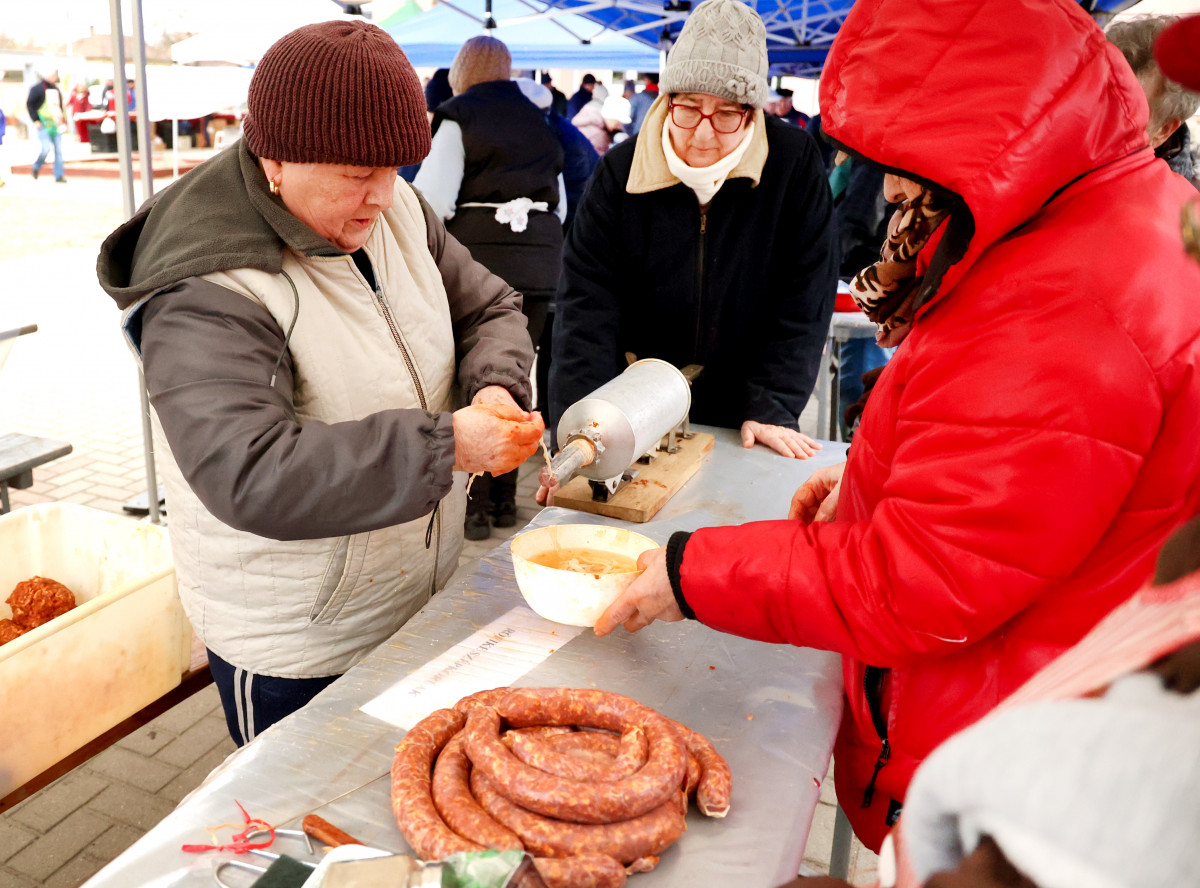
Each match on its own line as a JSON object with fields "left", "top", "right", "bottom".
{"left": 382, "top": 0, "right": 663, "bottom": 69}
{"left": 491, "top": 0, "right": 1148, "bottom": 77}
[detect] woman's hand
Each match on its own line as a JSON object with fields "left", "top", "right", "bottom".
{"left": 741, "top": 420, "right": 823, "bottom": 459}
{"left": 471, "top": 385, "right": 522, "bottom": 412}
{"left": 452, "top": 402, "right": 544, "bottom": 475}
{"left": 593, "top": 546, "right": 683, "bottom": 636}
{"left": 789, "top": 461, "right": 846, "bottom": 523}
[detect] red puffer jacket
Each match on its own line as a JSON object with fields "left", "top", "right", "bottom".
{"left": 675, "top": 0, "right": 1200, "bottom": 851}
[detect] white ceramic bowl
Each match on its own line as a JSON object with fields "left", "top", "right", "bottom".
{"left": 510, "top": 524, "right": 659, "bottom": 627}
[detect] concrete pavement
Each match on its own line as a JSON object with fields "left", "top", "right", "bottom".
{"left": 0, "top": 157, "right": 875, "bottom": 886}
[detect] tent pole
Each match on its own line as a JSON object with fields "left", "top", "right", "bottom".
{"left": 110, "top": 0, "right": 162, "bottom": 526}
{"left": 131, "top": 0, "right": 161, "bottom": 526}
{"left": 130, "top": 0, "right": 154, "bottom": 205}
{"left": 107, "top": 0, "right": 134, "bottom": 220}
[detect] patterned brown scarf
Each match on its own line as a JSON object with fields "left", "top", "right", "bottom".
{"left": 850, "top": 189, "right": 950, "bottom": 347}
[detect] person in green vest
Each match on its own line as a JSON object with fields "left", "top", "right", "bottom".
{"left": 25, "top": 70, "right": 67, "bottom": 183}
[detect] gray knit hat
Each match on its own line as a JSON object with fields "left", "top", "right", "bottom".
{"left": 660, "top": 0, "right": 769, "bottom": 109}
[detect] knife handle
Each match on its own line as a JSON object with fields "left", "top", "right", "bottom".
{"left": 302, "top": 813, "right": 364, "bottom": 848}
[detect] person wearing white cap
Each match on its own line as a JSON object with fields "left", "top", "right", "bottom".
{"left": 571, "top": 94, "right": 631, "bottom": 155}
{"left": 547, "top": 0, "right": 836, "bottom": 466}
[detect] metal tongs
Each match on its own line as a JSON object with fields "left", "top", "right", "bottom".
{"left": 213, "top": 828, "right": 317, "bottom": 887}
{"left": 213, "top": 816, "right": 449, "bottom": 888}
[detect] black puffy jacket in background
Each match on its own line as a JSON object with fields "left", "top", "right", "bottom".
{"left": 549, "top": 116, "right": 837, "bottom": 431}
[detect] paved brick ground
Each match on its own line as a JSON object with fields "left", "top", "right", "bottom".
{"left": 0, "top": 151, "right": 876, "bottom": 886}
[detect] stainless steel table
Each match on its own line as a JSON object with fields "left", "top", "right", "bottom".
{"left": 84, "top": 427, "right": 848, "bottom": 888}
{"left": 814, "top": 310, "right": 879, "bottom": 442}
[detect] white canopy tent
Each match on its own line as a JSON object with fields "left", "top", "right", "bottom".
{"left": 169, "top": 32, "right": 270, "bottom": 68}
{"left": 171, "top": 16, "right": 360, "bottom": 66}
{"left": 169, "top": 6, "right": 362, "bottom": 66}
{"left": 139, "top": 65, "right": 254, "bottom": 122}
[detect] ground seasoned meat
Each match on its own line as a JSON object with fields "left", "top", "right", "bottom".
{"left": 7, "top": 576, "right": 76, "bottom": 629}
{"left": 0, "top": 618, "right": 26, "bottom": 645}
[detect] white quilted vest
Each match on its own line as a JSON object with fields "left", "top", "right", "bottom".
{"left": 155, "top": 181, "right": 466, "bottom": 677}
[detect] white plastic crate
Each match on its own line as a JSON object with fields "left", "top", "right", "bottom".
{"left": 0, "top": 504, "right": 189, "bottom": 798}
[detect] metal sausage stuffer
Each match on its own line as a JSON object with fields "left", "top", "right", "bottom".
{"left": 543, "top": 359, "right": 696, "bottom": 501}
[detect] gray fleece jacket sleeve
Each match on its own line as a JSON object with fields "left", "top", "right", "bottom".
{"left": 140, "top": 280, "right": 456, "bottom": 541}
{"left": 416, "top": 191, "right": 535, "bottom": 410}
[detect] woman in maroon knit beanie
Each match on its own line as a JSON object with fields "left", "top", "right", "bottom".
{"left": 97, "top": 20, "right": 545, "bottom": 744}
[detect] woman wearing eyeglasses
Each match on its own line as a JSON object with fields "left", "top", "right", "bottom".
{"left": 547, "top": 0, "right": 837, "bottom": 460}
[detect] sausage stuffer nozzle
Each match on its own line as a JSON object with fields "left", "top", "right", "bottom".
{"left": 540, "top": 359, "right": 692, "bottom": 492}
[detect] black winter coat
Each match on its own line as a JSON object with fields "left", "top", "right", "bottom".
{"left": 549, "top": 116, "right": 837, "bottom": 431}
{"left": 434, "top": 81, "right": 564, "bottom": 301}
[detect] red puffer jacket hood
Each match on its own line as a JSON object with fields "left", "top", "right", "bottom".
{"left": 675, "top": 0, "right": 1200, "bottom": 854}
{"left": 820, "top": 0, "right": 1149, "bottom": 311}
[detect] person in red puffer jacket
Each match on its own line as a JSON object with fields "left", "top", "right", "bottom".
{"left": 595, "top": 0, "right": 1200, "bottom": 852}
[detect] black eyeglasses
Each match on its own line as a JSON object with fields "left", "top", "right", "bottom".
{"left": 668, "top": 99, "right": 748, "bottom": 134}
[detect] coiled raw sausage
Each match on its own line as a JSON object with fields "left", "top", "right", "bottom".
{"left": 432, "top": 733, "right": 523, "bottom": 851}
{"left": 532, "top": 855, "right": 627, "bottom": 888}
{"left": 472, "top": 686, "right": 691, "bottom": 825}
{"left": 470, "top": 770, "right": 686, "bottom": 863}
{"left": 465, "top": 702, "right": 685, "bottom": 824}
{"left": 509, "top": 727, "right": 648, "bottom": 783}
{"left": 391, "top": 708, "right": 483, "bottom": 859}
{"left": 665, "top": 717, "right": 731, "bottom": 817}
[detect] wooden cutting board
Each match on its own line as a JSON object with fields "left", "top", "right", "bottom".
{"left": 551, "top": 432, "right": 714, "bottom": 523}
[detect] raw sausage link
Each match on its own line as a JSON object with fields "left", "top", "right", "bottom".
{"left": 532, "top": 855, "right": 627, "bottom": 888}
{"left": 455, "top": 687, "right": 513, "bottom": 712}
{"left": 683, "top": 749, "right": 701, "bottom": 798}
{"left": 665, "top": 718, "right": 731, "bottom": 817}
{"left": 432, "top": 733, "right": 524, "bottom": 851}
{"left": 502, "top": 725, "right": 577, "bottom": 746}
{"left": 498, "top": 687, "right": 651, "bottom": 732}
{"left": 549, "top": 727, "right": 650, "bottom": 775}
{"left": 390, "top": 708, "right": 483, "bottom": 860}
{"left": 625, "top": 857, "right": 659, "bottom": 874}
{"left": 465, "top": 703, "right": 685, "bottom": 824}
{"left": 543, "top": 731, "right": 622, "bottom": 758}
{"left": 509, "top": 726, "right": 647, "bottom": 783}
{"left": 471, "top": 770, "right": 686, "bottom": 863}
{"left": 479, "top": 688, "right": 687, "bottom": 823}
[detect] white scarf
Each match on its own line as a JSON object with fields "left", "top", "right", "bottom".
{"left": 662, "top": 120, "right": 756, "bottom": 206}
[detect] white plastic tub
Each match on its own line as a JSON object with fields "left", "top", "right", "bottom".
{"left": 510, "top": 524, "right": 658, "bottom": 627}
{"left": 0, "top": 504, "right": 189, "bottom": 799}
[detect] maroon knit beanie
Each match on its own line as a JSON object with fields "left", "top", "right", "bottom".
{"left": 244, "top": 20, "right": 430, "bottom": 167}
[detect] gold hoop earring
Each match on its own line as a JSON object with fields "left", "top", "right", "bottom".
{"left": 269, "top": 180, "right": 280, "bottom": 196}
